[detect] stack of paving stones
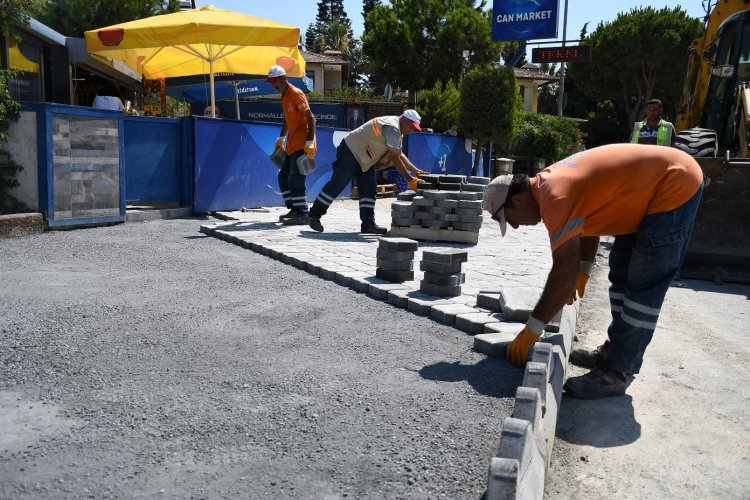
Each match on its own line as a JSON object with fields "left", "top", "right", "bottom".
{"left": 389, "top": 174, "right": 491, "bottom": 244}
{"left": 375, "top": 237, "right": 418, "bottom": 282}
{"left": 419, "top": 249, "right": 468, "bottom": 297}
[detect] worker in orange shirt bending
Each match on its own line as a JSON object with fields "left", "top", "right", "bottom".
{"left": 481, "top": 143, "right": 703, "bottom": 399}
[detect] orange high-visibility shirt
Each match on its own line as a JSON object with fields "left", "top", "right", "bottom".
{"left": 531, "top": 143, "right": 703, "bottom": 252}
{"left": 281, "top": 83, "right": 312, "bottom": 154}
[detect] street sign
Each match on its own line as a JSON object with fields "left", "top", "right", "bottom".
{"left": 532, "top": 45, "right": 592, "bottom": 63}
{"left": 492, "top": 0, "right": 560, "bottom": 41}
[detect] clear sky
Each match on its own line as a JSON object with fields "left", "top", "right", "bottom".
{"left": 197, "top": 1, "right": 708, "bottom": 48}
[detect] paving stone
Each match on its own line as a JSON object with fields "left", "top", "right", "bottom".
{"left": 414, "top": 211, "right": 439, "bottom": 220}
{"left": 501, "top": 287, "right": 542, "bottom": 321}
{"left": 427, "top": 205, "right": 453, "bottom": 214}
{"left": 392, "top": 217, "right": 420, "bottom": 226}
{"left": 457, "top": 191, "right": 483, "bottom": 201}
{"left": 421, "top": 249, "right": 468, "bottom": 265}
{"left": 477, "top": 292, "right": 503, "bottom": 312}
{"left": 420, "top": 260, "right": 464, "bottom": 274}
{"left": 376, "top": 258, "right": 414, "bottom": 271}
{"left": 334, "top": 270, "right": 370, "bottom": 287}
{"left": 452, "top": 222, "right": 482, "bottom": 231}
{"left": 483, "top": 321, "right": 523, "bottom": 334}
{"left": 376, "top": 248, "right": 415, "bottom": 261}
{"left": 387, "top": 288, "right": 413, "bottom": 308}
{"left": 417, "top": 181, "right": 433, "bottom": 190}
{"left": 455, "top": 207, "right": 483, "bottom": 217}
{"left": 436, "top": 199, "right": 459, "bottom": 208}
{"left": 454, "top": 312, "right": 500, "bottom": 335}
{"left": 468, "top": 176, "right": 491, "bottom": 185}
{"left": 440, "top": 174, "right": 466, "bottom": 184}
{"left": 412, "top": 197, "right": 435, "bottom": 207}
{"left": 474, "top": 329, "right": 517, "bottom": 357}
{"left": 458, "top": 214, "right": 483, "bottom": 223}
{"left": 420, "top": 281, "right": 462, "bottom": 297}
{"left": 458, "top": 199, "right": 483, "bottom": 209}
{"left": 429, "top": 303, "right": 476, "bottom": 325}
{"left": 319, "top": 266, "right": 352, "bottom": 281}
{"left": 439, "top": 182, "right": 461, "bottom": 191}
{"left": 426, "top": 220, "right": 450, "bottom": 229}
{"left": 460, "top": 183, "right": 485, "bottom": 192}
{"left": 377, "top": 237, "right": 419, "bottom": 252}
{"left": 406, "top": 293, "right": 453, "bottom": 316}
{"left": 391, "top": 201, "right": 417, "bottom": 212}
{"left": 368, "top": 281, "right": 411, "bottom": 300}
{"left": 422, "top": 272, "right": 465, "bottom": 286}
{"left": 423, "top": 190, "right": 453, "bottom": 201}
{"left": 375, "top": 268, "right": 414, "bottom": 282}
{"left": 396, "top": 190, "right": 416, "bottom": 201}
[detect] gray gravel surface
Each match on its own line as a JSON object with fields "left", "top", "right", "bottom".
{"left": 0, "top": 218, "right": 521, "bottom": 499}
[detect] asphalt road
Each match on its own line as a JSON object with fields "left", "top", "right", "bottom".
{"left": 0, "top": 217, "right": 523, "bottom": 499}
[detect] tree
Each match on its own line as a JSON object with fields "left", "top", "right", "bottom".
{"left": 567, "top": 6, "right": 702, "bottom": 128}
{"left": 37, "top": 0, "right": 180, "bottom": 37}
{"left": 305, "top": 0, "right": 353, "bottom": 53}
{"left": 0, "top": 0, "right": 43, "bottom": 214}
{"left": 459, "top": 66, "right": 519, "bottom": 175}
{"left": 362, "top": 0, "right": 502, "bottom": 97}
{"left": 418, "top": 80, "right": 460, "bottom": 133}
{"left": 362, "top": 0, "right": 381, "bottom": 23}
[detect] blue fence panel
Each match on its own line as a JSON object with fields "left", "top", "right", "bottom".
{"left": 194, "top": 118, "right": 350, "bottom": 212}
{"left": 405, "top": 133, "right": 478, "bottom": 176}
{"left": 199, "top": 101, "right": 346, "bottom": 128}
{"left": 123, "top": 116, "right": 192, "bottom": 206}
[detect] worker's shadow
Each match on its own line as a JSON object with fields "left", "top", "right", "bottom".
{"left": 556, "top": 394, "right": 641, "bottom": 447}
{"left": 419, "top": 358, "right": 522, "bottom": 399}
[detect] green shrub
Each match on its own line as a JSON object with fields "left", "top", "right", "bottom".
{"left": 417, "top": 79, "right": 460, "bottom": 134}
{"left": 514, "top": 112, "right": 583, "bottom": 164}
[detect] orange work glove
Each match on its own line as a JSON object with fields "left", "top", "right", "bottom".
{"left": 408, "top": 176, "right": 420, "bottom": 192}
{"left": 304, "top": 140, "right": 316, "bottom": 160}
{"left": 274, "top": 136, "right": 285, "bottom": 152}
{"left": 567, "top": 272, "right": 590, "bottom": 305}
{"left": 507, "top": 317, "right": 545, "bottom": 365}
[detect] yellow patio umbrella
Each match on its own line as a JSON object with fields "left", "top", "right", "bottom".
{"left": 84, "top": 5, "right": 304, "bottom": 117}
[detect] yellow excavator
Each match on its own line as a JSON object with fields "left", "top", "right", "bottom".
{"left": 674, "top": 0, "right": 750, "bottom": 283}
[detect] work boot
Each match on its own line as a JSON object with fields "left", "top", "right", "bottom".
{"left": 361, "top": 221, "right": 388, "bottom": 235}
{"left": 278, "top": 209, "right": 294, "bottom": 222}
{"left": 282, "top": 213, "right": 309, "bottom": 226}
{"left": 308, "top": 216, "right": 324, "bottom": 232}
{"left": 563, "top": 367, "right": 631, "bottom": 400}
{"left": 569, "top": 340, "right": 610, "bottom": 369}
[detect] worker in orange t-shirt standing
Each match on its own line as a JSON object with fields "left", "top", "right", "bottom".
{"left": 481, "top": 143, "right": 704, "bottom": 399}
{"left": 267, "top": 65, "right": 317, "bottom": 226}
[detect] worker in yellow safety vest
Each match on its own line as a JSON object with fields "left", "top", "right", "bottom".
{"left": 630, "top": 98, "right": 675, "bottom": 146}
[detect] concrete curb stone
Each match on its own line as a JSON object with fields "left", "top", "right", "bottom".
{"left": 0, "top": 212, "right": 44, "bottom": 238}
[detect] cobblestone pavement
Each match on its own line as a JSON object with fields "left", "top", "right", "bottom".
{"left": 204, "top": 199, "right": 554, "bottom": 321}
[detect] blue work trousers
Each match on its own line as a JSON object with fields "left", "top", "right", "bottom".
{"left": 278, "top": 150, "right": 308, "bottom": 214}
{"left": 605, "top": 185, "right": 703, "bottom": 374}
{"left": 310, "top": 141, "right": 377, "bottom": 224}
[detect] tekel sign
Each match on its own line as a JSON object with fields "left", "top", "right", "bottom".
{"left": 532, "top": 45, "right": 592, "bottom": 63}
{"left": 492, "top": 0, "right": 560, "bottom": 41}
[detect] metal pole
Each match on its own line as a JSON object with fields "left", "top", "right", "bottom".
{"left": 557, "top": 0, "right": 569, "bottom": 116}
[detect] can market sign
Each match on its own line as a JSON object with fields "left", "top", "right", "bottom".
{"left": 492, "top": 0, "right": 560, "bottom": 42}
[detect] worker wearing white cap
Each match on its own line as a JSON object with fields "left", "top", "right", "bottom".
{"left": 481, "top": 143, "right": 703, "bottom": 399}
{"left": 267, "top": 64, "right": 317, "bottom": 226}
{"left": 307, "top": 109, "right": 427, "bottom": 235}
